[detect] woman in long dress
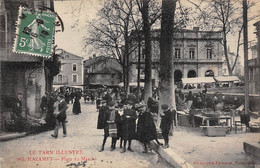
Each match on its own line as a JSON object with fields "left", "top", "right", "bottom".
{"left": 73, "top": 93, "right": 81, "bottom": 115}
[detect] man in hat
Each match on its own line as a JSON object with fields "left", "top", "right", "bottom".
{"left": 160, "top": 104, "right": 173, "bottom": 148}
{"left": 137, "top": 104, "right": 162, "bottom": 153}
{"left": 51, "top": 94, "right": 68, "bottom": 138}
{"left": 12, "top": 93, "right": 23, "bottom": 119}
{"left": 121, "top": 100, "right": 137, "bottom": 153}
{"left": 99, "top": 101, "right": 120, "bottom": 152}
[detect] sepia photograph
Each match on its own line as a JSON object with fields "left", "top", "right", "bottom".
{"left": 0, "top": 0, "right": 260, "bottom": 167}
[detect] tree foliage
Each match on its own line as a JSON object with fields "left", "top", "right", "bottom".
{"left": 188, "top": 0, "right": 259, "bottom": 75}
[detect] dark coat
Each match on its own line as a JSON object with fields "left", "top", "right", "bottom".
{"left": 121, "top": 108, "right": 137, "bottom": 140}
{"left": 160, "top": 109, "right": 173, "bottom": 132}
{"left": 147, "top": 97, "right": 158, "bottom": 114}
{"left": 137, "top": 111, "right": 157, "bottom": 142}
{"left": 56, "top": 100, "right": 68, "bottom": 122}
{"left": 72, "top": 96, "right": 81, "bottom": 114}
{"left": 103, "top": 93, "right": 112, "bottom": 103}
{"left": 40, "top": 95, "right": 48, "bottom": 109}
{"left": 97, "top": 106, "right": 109, "bottom": 129}
{"left": 12, "top": 96, "right": 22, "bottom": 117}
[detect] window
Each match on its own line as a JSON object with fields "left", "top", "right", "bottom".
{"left": 58, "top": 75, "right": 62, "bottom": 83}
{"left": 72, "top": 64, "right": 77, "bottom": 72}
{"left": 207, "top": 49, "right": 212, "bottom": 59}
{"left": 175, "top": 48, "right": 181, "bottom": 59}
{"left": 189, "top": 48, "right": 195, "bottom": 59}
{"left": 0, "top": 15, "right": 6, "bottom": 48}
{"left": 72, "top": 74, "right": 78, "bottom": 83}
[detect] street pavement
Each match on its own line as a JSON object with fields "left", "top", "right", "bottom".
{"left": 0, "top": 100, "right": 171, "bottom": 168}
{"left": 167, "top": 126, "right": 260, "bottom": 168}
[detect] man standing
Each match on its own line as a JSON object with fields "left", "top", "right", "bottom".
{"left": 160, "top": 104, "right": 174, "bottom": 148}
{"left": 40, "top": 92, "right": 48, "bottom": 117}
{"left": 12, "top": 93, "right": 24, "bottom": 132}
{"left": 51, "top": 94, "right": 68, "bottom": 138}
{"left": 12, "top": 93, "right": 23, "bottom": 119}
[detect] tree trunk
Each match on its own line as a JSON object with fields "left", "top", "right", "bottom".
{"left": 125, "top": 22, "right": 130, "bottom": 94}
{"left": 243, "top": 0, "right": 249, "bottom": 114}
{"left": 158, "top": 0, "right": 177, "bottom": 125}
{"left": 137, "top": 33, "right": 141, "bottom": 100}
{"left": 142, "top": 0, "right": 153, "bottom": 102}
{"left": 223, "top": 29, "right": 232, "bottom": 76}
{"left": 231, "top": 27, "right": 243, "bottom": 74}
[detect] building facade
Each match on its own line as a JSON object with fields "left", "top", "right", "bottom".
{"left": 83, "top": 55, "right": 122, "bottom": 87}
{"left": 0, "top": 0, "right": 56, "bottom": 124}
{"left": 53, "top": 50, "right": 84, "bottom": 90}
{"left": 248, "top": 44, "right": 260, "bottom": 94}
{"left": 129, "top": 27, "right": 224, "bottom": 87}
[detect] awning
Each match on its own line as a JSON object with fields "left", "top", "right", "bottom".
{"left": 214, "top": 76, "right": 240, "bottom": 82}
{"left": 182, "top": 77, "right": 215, "bottom": 84}
{"left": 68, "top": 85, "right": 83, "bottom": 89}
{"left": 118, "top": 82, "right": 144, "bottom": 87}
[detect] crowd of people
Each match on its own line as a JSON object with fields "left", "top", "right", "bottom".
{"left": 38, "top": 89, "right": 83, "bottom": 138}
{"left": 96, "top": 88, "right": 175, "bottom": 153}
{"left": 45, "top": 85, "right": 248, "bottom": 148}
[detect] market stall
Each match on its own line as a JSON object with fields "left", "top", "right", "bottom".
{"left": 182, "top": 77, "right": 215, "bottom": 89}
{"left": 214, "top": 76, "right": 241, "bottom": 87}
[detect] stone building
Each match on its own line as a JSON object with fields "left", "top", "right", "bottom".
{"left": 53, "top": 50, "right": 84, "bottom": 90}
{"left": 83, "top": 55, "right": 122, "bottom": 87}
{"left": 249, "top": 44, "right": 260, "bottom": 94}
{"left": 0, "top": 0, "right": 59, "bottom": 131}
{"left": 129, "top": 27, "right": 224, "bottom": 87}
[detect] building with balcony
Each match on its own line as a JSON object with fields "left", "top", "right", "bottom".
{"left": 129, "top": 27, "right": 224, "bottom": 87}
{"left": 53, "top": 50, "right": 84, "bottom": 90}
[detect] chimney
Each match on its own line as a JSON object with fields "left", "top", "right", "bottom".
{"left": 193, "top": 27, "right": 199, "bottom": 31}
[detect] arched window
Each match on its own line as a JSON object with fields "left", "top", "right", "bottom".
{"left": 205, "top": 70, "right": 214, "bottom": 77}
{"left": 187, "top": 70, "right": 196, "bottom": 78}
{"left": 174, "top": 70, "right": 183, "bottom": 82}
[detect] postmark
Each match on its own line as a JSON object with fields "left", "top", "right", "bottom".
{"left": 13, "top": 6, "right": 56, "bottom": 57}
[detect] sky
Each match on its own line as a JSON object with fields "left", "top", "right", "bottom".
{"left": 54, "top": 0, "right": 103, "bottom": 58}
{"left": 54, "top": 0, "right": 260, "bottom": 61}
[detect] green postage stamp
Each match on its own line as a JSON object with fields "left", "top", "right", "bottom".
{"left": 13, "top": 7, "right": 56, "bottom": 57}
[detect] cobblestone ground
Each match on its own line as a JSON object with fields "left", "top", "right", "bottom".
{"left": 0, "top": 100, "right": 171, "bottom": 168}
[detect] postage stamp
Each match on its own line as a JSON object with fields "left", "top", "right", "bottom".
{"left": 13, "top": 6, "right": 56, "bottom": 57}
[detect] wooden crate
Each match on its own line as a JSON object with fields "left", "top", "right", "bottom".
{"left": 178, "top": 115, "right": 191, "bottom": 127}
{"left": 203, "top": 126, "right": 226, "bottom": 137}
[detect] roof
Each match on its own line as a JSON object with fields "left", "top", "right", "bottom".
{"left": 182, "top": 77, "right": 215, "bottom": 84}
{"left": 214, "top": 76, "right": 240, "bottom": 82}
{"left": 94, "top": 68, "right": 121, "bottom": 74}
{"left": 84, "top": 56, "right": 113, "bottom": 66}
{"left": 60, "top": 50, "right": 84, "bottom": 60}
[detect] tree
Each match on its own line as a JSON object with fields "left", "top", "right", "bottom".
{"left": 84, "top": 0, "right": 139, "bottom": 93}
{"left": 136, "top": 0, "right": 188, "bottom": 102}
{"left": 188, "top": 0, "right": 258, "bottom": 75}
{"left": 159, "top": 0, "right": 177, "bottom": 117}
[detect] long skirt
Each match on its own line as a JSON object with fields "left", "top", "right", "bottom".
{"left": 73, "top": 100, "right": 81, "bottom": 114}
{"left": 108, "top": 123, "right": 117, "bottom": 137}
